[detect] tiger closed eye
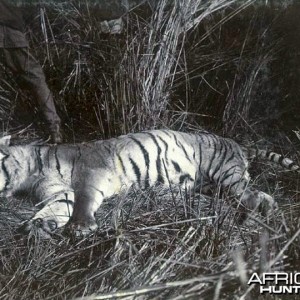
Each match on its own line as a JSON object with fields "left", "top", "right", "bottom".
{"left": 33, "top": 218, "right": 43, "bottom": 227}
{"left": 47, "top": 220, "right": 58, "bottom": 231}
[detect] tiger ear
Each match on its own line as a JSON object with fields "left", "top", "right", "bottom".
{"left": 0, "top": 150, "right": 7, "bottom": 160}
{"left": 0, "top": 136, "right": 10, "bottom": 160}
{"left": 0, "top": 135, "right": 11, "bottom": 146}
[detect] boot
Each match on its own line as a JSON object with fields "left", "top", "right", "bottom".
{"left": 100, "top": 18, "right": 123, "bottom": 34}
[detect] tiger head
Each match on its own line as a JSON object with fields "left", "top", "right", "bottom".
{"left": 0, "top": 135, "right": 11, "bottom": 195}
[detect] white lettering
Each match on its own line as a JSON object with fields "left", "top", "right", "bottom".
{"left": 294, "top": 273, "right": 300, "bottom": 285}
{"left": 275, "top": 272, "right": 288, "bottom": 285}
{"left": 292, "top": 286, "right": 300, "bottom": 293}
{"left": 260, "top": 286, "right": 272, "bottom": 293}
{"left": 273, "top": 286, "right": 284, "bottom": 294}
{"left": 248, "top": 273, "right": 262, "bottom": 285}
{"left": 263, "top": 273, "right": 276, "bottom": 284}
{"left": 249, "top": 272, "right": 300, "bottom": 294}
{"left": 281, "top": 286, "right": 293, "bottom": 293}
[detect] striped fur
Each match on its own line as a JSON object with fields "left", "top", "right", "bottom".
{"left": 0, "top": 130, "right": 296, "bottom": 235}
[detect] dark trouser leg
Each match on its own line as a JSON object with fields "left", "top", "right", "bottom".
{"left": 1, "top": 47, "right": 61, "bottom": 129}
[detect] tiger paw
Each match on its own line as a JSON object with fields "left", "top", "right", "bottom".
{"left": 66, "top": 219, "right": 98, "bottom": 238}
{"left": 257, "top": 192, "right": 278, "bottom": 216}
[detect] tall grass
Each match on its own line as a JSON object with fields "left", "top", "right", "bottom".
{"left": 1, "top": 0, "right": 259, "bottom": 140}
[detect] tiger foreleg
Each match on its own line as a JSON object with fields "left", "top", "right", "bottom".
{"left": 68, "top": 190, "right": 102, "bottom": 237}
{"left": 68, "top": 172, "right": 120, "bottom": 237}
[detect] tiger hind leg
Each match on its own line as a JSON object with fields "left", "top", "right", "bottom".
{"left": 220, "top": 170, "right": 277, "bottom": 213}
{"left": 238, "top": 188, "right": 278, "bottom": 213}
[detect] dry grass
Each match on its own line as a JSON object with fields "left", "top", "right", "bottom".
{"left": 1, "top": 0, "right": 300, "bottom": 299}
{"left": 1, "top": 181, "right": 299, "bottom": 300}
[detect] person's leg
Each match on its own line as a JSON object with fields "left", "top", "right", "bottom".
{"left": 2, "top": 47, "right": 62, "bottom": 143}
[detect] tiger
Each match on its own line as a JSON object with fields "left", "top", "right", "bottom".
{"left": 0, "top": 129, "right": 298, "bottom": 236}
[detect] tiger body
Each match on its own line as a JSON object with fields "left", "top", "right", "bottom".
{"left": 0, "top": 130, "right": 286, "bottom": 235}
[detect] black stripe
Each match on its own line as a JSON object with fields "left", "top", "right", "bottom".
{"left": 11, "top": 153, "right": 21, "bottom": 168}
{"left": 1, "top": 159, "right": 10, "bottom": 191}
{"left": 235, "top": 146, "right": 245, "bottom": 162}
{"left": 130, "top": 137, "right": 150, "bottom": 188}
{"left": 206, "top": 135, "right": 212, "bottom": 148}
{"left": 198, "top": 136, "right": 203, "bottom": 171}
{"left": 288, "top": 162, "right": 298, "bottom": 170}
{"left": 27, "top": 158, "right": 31, "bottom": 173}
{"left": 228, "top": 179, "right": 247, "bottom": 191}
{"left": 71, "top": 146, "right": 81, "bottom": 179}
{"left": 117, "top": 154, "right": 126, "bottom": 175}
{"left": 71, "top": 156, "right": 76, "bottom": 180}
{"left": 172, "top": 160, "right": 181, "bottom": 173}
{"left": 207, "top": 138, "right": 218, "bottom": 178}
{"left": 177, "top": 139, "right": 192, "bottom": 162}
{"left": 269, "top": 153, "right": 276, "bottom": 162}
{"left": 266, "top": 151, "right": 273, "bottom": 159}
{"left": 173, "top": 133, "right": 181, "bottom": 149}
{"left": 157, "top": 135, "right": 169, "bottom": 167}
{"left": 157, "top": 136, "right": 168, "bottom": 151}
{"left": 179, "top": 174, "right": 194, "bottom": 185}
{"left": 160, "top": 130, "right": 172, "bottom": 138}
{"left": 211, "top": 139, "right": 227, "bottom": 181}
{"left": 95, "top": 188, "right": 105, "bottom": 197}
{"left": 46, "top": 148, "right": 51, "bottom": 168}
{"left": 220, "top": 165, "right": 238, "bottom": 183}
{"left": 146, "top": 133, "right": 164, "bottom": 183}
{"left": 162, "top": 159, "right": 171, "bottom": 185}
{"left": 54, "top": 147, "right": 63, "bottom": 178}
{"left": 278, "top": 155, "right": 284, "bottom": 165}
{"left": 58, "top": 198, "right": 74, "bottom": 218}
{"left": 129, "top": 157, "right": 141, "bottom": 187}
{"left": 0, "top": 149, "right": 8, "bottom": 157}
{"left": 77, "top": 146, "right": 82, "bottom": 159}
{"left": 35, "top": 146, "right": 44, "bottom": 175}
{"left": 224, "top": 149, "right": 235, "bottom": 165}
{"left": 104, "top": 144, "right": 111, "bottom": 152}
